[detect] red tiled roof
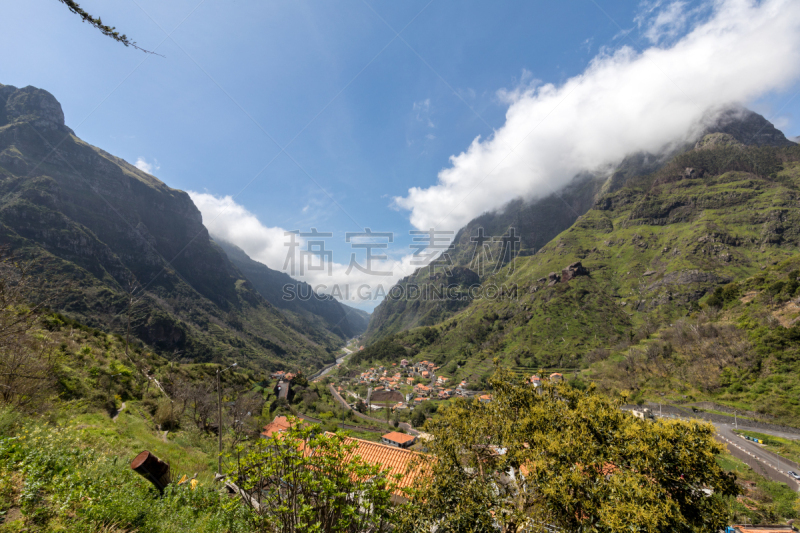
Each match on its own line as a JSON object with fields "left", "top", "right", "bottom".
{"left": 334, "top": 433, "right": 429, "bottom": 494}
{"left": 382, "top": 431, "right": 416, "bottom": 445}
{"left": 261, "top": 415, "right": 293, "bottom": 437}
{"left": 734, "top": 527, "right": 795, "bottom": 533}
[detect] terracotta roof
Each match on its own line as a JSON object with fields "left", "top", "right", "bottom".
{"left": 733, "top": 525, "right": 794, "bottom": 533}
{"left": 382, "top": 431, "right": 416, "bottom": 445}
{"left": 333, "top": 433, "right": 429, "bottom": 494}
{"left": 261, "top": 415, "right": 293, "bottom": 437}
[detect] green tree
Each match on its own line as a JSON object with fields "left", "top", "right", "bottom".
{"left": 394, "top": 368, "right": 739, "bottom": 533}
{"left": 229, "top": 417, "right": 398, "bottom": 532}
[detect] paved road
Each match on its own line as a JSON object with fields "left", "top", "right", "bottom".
{"left": 328, "top": 383, "right": 420, "bottom": 436}
{"left": 311, "top": 347, "right": 354, "bottom": 379}
{"left": 714, "top": 423, "right": 800, "bottom": 491}
{"left": 647, "top": 410, "right": 800, "bottom": 490}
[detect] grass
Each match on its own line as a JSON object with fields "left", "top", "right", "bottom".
{"left": 62, "top": 406, "right": 219, "bottom": 484}
{"left": 735, "top": 430, "right": 800, "bottom": 467}
{"left": 0, "top": 422, "right": 251, "bottom": 532}
{"left": 717, "top": 452, "right": 799, "bottom": 524}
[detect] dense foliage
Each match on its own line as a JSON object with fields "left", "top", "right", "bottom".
{"left": 229, "top": 419, "right": 398, "bottom": 532}
{"left": 394, "top": 369, "right": 740, "bottom": 533}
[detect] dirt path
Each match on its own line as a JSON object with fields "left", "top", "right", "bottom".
{"left": 112, "top": 401, "right": 126, "bottom": 421}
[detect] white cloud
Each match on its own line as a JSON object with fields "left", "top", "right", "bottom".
{"left": 413, "top": 98, "right": 435, "bottom": 128}
{"left": 395, "top": 0, "right": 800, "bottom": 232}
{"left": 636, "top": 1, "right": 692, "bottom": 43}
{"left": 189, "top": 192, "right": 420, "bottom": 306}
{"left": 134, "top": 157, "right": 159, "bottom": 175}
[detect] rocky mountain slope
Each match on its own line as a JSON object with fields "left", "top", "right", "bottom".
{"left": 352, "top": 126, "right": 800, "bottom": 414}
{"left": 215, "top": 239, "right": 369, "bottom": 342}
{"left": 0, "top": 83, "right": 339, "bottom": 371}
{"left": 363, "top": 108, "right": 796, "bottom": 343}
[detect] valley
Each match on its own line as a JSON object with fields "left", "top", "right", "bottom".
{"left": 3, "top": 83, "right": 800, "bottom": 531}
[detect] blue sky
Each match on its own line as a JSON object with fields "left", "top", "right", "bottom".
{"left": 3, "top": 0, "right": 800, "bottom": 309}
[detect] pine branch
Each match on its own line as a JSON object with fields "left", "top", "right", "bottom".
{"left": 57, "top": 0, "right": 162, "bottom": 56}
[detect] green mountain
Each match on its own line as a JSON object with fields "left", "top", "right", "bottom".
{"left": 0, "top": 83, "right": 338, "bottom": 371}
{"left": 352, "top": 117, "right": 800, "bottom": 422}
{"left": 363, "top": 107, "right": 796, "bottom": 344}
{"left": 214, "top": 238, "right": 369, "bottom": 341}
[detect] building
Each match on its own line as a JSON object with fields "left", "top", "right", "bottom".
{"left": 332, "top": 434, "right": 428, "bottom": 503}
{"left": 479, "top": 394, "right": 493, "bottom": 403}
{"left": 549, "top": 372, "right": 563, "bottom": 383}
{"left": 414, "top": 384, "right": 431, "bottom": 397}
{"left": 261, "top": 415, "right": 294, "bottom": 438}
{"left": 530, "top": 375, "right": 541, "bottom": 387}
{"left": 381, "top": 431, "right": 417, "bottom": 449}
{"left": 728, "top": 527, "right": 797, "bottom": 533}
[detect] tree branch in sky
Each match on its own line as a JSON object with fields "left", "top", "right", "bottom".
{"left": 57, "top": 0, "right": 160, "bottom": 55}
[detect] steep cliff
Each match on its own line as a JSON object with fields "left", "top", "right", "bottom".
{"left": 363, "top": 107, "right": 796, "bottom": 343}
{"left": 0, "top": 83, "right": 337, "bottom": 370}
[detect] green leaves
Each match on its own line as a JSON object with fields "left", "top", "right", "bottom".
{"left": 397, "top": 369, "right": 739, "bottom": 533}
{"left": 229, "top": 418, "right": 397, "bottom": 532}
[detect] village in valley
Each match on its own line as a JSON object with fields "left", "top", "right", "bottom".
{"left": 263, "top": 340, "right": 568, "bottom": 454}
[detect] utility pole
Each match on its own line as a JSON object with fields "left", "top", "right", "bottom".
{"left": 216, "top": 362, "right": 237, "bottom": 474}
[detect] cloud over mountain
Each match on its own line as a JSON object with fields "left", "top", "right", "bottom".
{"left": 190, "top": 192, "right": 418, "bottom": 307}
{"left": 395, "top": 0, "right": 800, "bottom": 232}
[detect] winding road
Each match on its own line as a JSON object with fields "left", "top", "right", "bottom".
{"left": 328, "top": 383, "right": 419, "bottom": 436}
{"left": 715, "top": 423, "right": 800, "bottom": 491}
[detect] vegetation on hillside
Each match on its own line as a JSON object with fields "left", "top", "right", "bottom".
{"left": 353, "top": 142, "right": 800, "bottom": 424}
{"left": 0, "top": 84, "right": 344, "bottom": 373}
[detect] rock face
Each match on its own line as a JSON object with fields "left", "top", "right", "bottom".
{"left": 0, "top": 82, "right": 339, "bottom": 369}
{"left": 561, "top": 261, "right": 589, "bottom": 283}
{"left": 547, "top": 272, "right": 561, "bottom": 286}
{"left": 710, "top": 106, "right": 796, "bottom": 147}
{"left": 0, "top": 84, "right": 71, "bottom": 133}
{"left": 364, "top": 105, "right": 795, "bottom": 344}
{"left": 215, "top": 238, "right": 368, "bottom": 339}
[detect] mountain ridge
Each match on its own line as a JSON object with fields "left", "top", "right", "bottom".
{"left": 0, "top": 83, "right": 341, "bottom": 371}
{"left": 214, "top": 238, "right": 370, "bottom": 342}
{"left": 363, "top": 107, "right": 797, "bottom": 343}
